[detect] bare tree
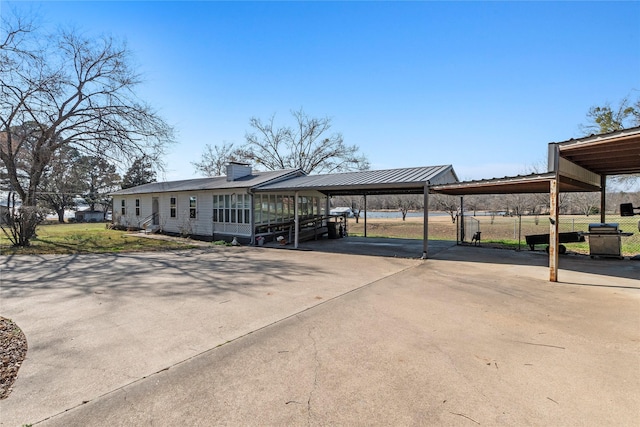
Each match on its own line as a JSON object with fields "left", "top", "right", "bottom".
{"left": 238, "top": 109, "right": 369, "bottom": 174}
{"left": 0, "top": 13, "right": 174, "bottom": 245}
{"left": 397, "top": 194, "right": 423, "bottom": 221}
{"left": 568, "top": 192, "right": 600, "bottom": 216}
{"left": 192, "top": 142, "right": 238, "bottom": 177}
{"left": 430, "top": 194, "right": 459, "bottom": 223}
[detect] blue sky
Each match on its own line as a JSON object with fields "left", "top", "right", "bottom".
{"left": 4, "top": 1, "right": 640, "bottom": 181}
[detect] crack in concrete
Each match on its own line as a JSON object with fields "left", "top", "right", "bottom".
{"left": 306, "top": 326, "right": 319, "bottom": 427}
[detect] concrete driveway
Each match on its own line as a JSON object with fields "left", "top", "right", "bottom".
{"left": 1, "top": 245, "right": 638, "bottom": 426}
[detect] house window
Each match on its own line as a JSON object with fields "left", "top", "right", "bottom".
{"left": 121, "top": 199, "right": 125, "bottom": 215}
{"left": 170, "top": 197, "right": 177, "bottom": 218}
{"left": 135, "top": 199, "right": 140, "bottom": 216}
{"left": 254, "top": 195, "right": 261, "bottom": 224}
{"left": 243, "top": 194, "right": 251, "bottom": 224}
{"left": 230, "top": 194, "right": 237, "bottom": 223}
{"left": 212, "top": 193, "right": 251, "bottom": 224}
{"left": 213, "top": 195, "right": 222, "bottom": 222}
{"left": 189, "top": 196, "right": 197, "bottom": 219}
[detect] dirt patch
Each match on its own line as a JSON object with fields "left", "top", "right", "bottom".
{"left": 0, "top": 317, "right": 28, "bottom": 399}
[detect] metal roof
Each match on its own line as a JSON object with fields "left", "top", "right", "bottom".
{"left": 111, "top": 169, "right": 302, "bottom": 195}
{"left": 430, "top": 172, "right": 601, "bottom": 196}
{"left": 256, "top": 165, "right": 458, "bottom": 195}
{"left": 431, "top": 127, "right": 640, "bottom": 196}
{"left": 554, "top": 126, "right": 640, "bottom": 176}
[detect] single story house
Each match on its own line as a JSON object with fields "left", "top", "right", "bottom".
{"left": 111, "top": 163, "right": 325, "bottom": 244}
{"left": 111, "top": 162, "right": 458, "bottom": 245}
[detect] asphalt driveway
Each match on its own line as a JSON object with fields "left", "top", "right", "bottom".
{"left": 1, "top": 245, "right": 638, "bottom": 426}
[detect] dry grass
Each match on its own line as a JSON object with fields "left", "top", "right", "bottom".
{"left": 347, "top": 214, "right": 640, "bottom": 256}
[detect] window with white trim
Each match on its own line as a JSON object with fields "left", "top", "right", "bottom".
{"left": 170, "top": 197, "right": 177, "bottom": 218}
{"left": 213, "top": 194, "right": 251, "bottom": 224}
{"left": 189, "top": 196, "right": 197, "bottom": 219}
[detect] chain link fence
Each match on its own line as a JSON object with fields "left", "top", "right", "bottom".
{"left": 458, "top": 213, "right": 640, "bottom": 256}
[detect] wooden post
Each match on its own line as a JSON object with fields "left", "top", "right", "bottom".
{"left": 422, "top": 183, "right": 429, "bottom": 259}
{"left": 549, "top": 178, "right": 560, "bottom": 282}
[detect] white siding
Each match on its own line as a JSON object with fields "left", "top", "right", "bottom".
{"left": 114, "top": 189, "right": 325, "bottom": 239}
{"left": 113, "top": 195, "right": 153, "bottom": 228}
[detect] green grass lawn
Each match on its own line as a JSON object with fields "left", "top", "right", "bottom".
{"left": 0, "top": 222, "right": 197, "bottom": 255}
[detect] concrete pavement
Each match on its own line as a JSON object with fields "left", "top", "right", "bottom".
{"left": 0, "top": 247, "right": 417, "bottom": 426}
{"left": 1, "top": 245, "right": 639, "bottom": 426}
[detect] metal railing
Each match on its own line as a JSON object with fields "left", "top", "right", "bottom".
{"left": 138, "top": 212, "right": 159, "bottom": 231}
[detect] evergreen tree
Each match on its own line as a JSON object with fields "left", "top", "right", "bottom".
{"left": 122, "top": 157, "right": 157, "bottom": 189}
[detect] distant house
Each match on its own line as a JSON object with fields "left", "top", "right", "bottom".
{"left": 110, "top": 162, "right": 458, "bottom": 245}
{"left": 74, "top": 208, "right": 107, "bottom": 222}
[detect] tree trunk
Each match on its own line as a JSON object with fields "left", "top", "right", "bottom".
{"left": 57, "top": 208, "right": 65, "bottom": 223}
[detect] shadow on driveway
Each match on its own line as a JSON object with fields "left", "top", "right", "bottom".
{"left": 278, "top": 236, "right": 640, "bottom": 284}
{"left": 269, "top": 236, "right": 455, "bottom": 259}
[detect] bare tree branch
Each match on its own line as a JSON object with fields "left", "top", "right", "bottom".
{"left": 239, "top": 108, "right": 369, "bottom": 174}
{"left": 0, "top": 11, "right": 175, "bottom": 245}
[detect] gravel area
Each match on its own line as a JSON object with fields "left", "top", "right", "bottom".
{"left": 0, "top": 316, "right": 28, "bottom": 399}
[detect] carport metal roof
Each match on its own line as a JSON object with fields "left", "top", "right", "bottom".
{"left": 256, "top": 165, "right": 459, "bottom": 196}
{"left": 430, "top": 172, "right": 600, "bottom": 196}
{"left": 431, "top": 126, "right": 640, "bottom": 196}
{"left": 554, "top": 126, "right": 640, "bottom": 176}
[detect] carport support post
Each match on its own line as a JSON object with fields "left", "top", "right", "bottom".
{"left": 363, "top": 194, "right": 367, "bottom": 237}
{"left": 549, "top": 178, "right": 559, "bottom": 282}
{"left": 325, "top": 194, "right": 330, "bottom": 222}
{"left": 294, "top": 191, "right": 299, "bottom": 249}
{"left": 460, "top": 196, "right": 465, "bottom": 242}
{"left": 422, "top": 183, "right": 429, "bottom": 259}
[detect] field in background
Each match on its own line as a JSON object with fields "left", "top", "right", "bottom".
{"left": 2, "top": 215, "right": 638, "bottom": 256}
{"left": 347, "top": 213, "right": 640, "bottom": 256}
{"left": 0, "top": 223, "right": 196, "bottom": 255}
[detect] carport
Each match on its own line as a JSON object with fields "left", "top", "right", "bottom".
{"left": 254, "top": 165, "right": 459, "bottom": 258}
{"left": 431, "top": 126, "right": 640, "bottom": 282}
